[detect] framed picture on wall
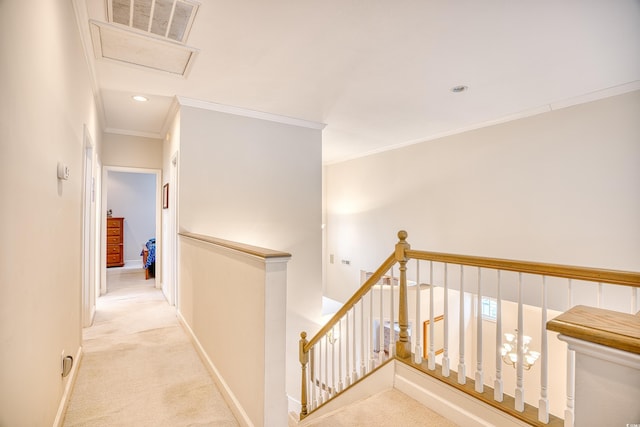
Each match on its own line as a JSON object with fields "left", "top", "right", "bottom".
{"left": 423, "top": 315, "right": 445, "bottom": 359}
{"left": 163, "top": 183, "right": 169, "bottom": 209}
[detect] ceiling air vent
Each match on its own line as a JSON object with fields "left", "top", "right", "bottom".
{"left": 108, "top": 0, "right": 199, "bottom": 44}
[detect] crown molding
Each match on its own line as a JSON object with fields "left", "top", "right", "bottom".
{"left": 325, "top": 80, "right": 640, "bottom": 166}
{"left": 104, "top": 127, "right": 163, "bottom": 140}
{"left": 177, "top": 96, "right": 326, "bottom": 130}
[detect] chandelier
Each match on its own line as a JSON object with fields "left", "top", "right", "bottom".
{"left": 501, "top": 330, "right": 540, "bottom": 370}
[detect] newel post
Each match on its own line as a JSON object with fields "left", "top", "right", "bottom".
{"left": 395, "top": 230, "right": 412, "bottom": 359}
{"left": 299, "top": 331, "right": 309, "bottom": 419}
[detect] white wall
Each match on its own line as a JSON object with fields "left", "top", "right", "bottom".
{"left": 0, "top": 1, "right": 101, "bottom": 425}
{"left": 178, "top": 235, "right": 289, "bottom": 427}
{"left": 101, "top": 133, "right": 163, "bottom": 169}
{"left": 325, "top": 90, "right": 640, "bottom": 303}
{"left": 107, "top": 171, "right": 157, "bottom": 262}
{"left": 178, "top": 105, "right": 323, "bottom": 319}
{"left": 176, "top": 104, "right": 323, "bottom": 410}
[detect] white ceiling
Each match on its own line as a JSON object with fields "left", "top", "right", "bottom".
{"left": 76, "top": 0, "right": 640, "bottom": 164}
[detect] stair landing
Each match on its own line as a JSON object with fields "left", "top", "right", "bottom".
{"left": 302, "top": 389, "right": 457, "bottom": 427}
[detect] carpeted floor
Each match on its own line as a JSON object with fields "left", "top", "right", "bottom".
{"left": 64, "top": 269, "right": 456, "bottom": 426}
{"left": 304, "top": 389, "right": 458, "bottom": 427}
{"left": 63, "top": 270, "right": 239, "bottom": 426}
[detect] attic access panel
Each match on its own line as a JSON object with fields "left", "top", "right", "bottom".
{"left": 90, "top": 20, "right": 198, "bottom": 76}
{"left": 108, "top": 0, "right": 199, "bottom": 44}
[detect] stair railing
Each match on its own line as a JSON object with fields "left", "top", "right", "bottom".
{"left": 299, "top": 233, "right": 407, "bottom": 417}
{"left": 299, "top": 230, "right": 640, "bottom": 424}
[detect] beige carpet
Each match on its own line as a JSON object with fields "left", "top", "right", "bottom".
{"left": 304, "top": 389, "right": 458, "bottom": 427}
{"left": 63, "top": 270, "right": 239, "bottom": 426}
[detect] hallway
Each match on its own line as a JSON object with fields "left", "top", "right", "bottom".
{"left": 63, "top": 269, "right": 239, "bottom": 426}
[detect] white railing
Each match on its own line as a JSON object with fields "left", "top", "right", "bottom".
{"left": 299, "top": 231, "right": 640, "bottom": 425}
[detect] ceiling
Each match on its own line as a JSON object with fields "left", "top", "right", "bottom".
{"left": 76, "top": 1, "right": 640, "bottom": 164}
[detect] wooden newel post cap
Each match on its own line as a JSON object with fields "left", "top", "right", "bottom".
{"left": 299, "top": 331, "right": 309, "bottom": 364}
{"left": 395, "top": 230, "right": 410, "bottom": 262}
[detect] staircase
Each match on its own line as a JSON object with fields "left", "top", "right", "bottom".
{"left": 294, "top": 230, "right": 640, "bottom": 426}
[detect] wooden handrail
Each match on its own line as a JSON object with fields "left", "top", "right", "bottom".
{"left": 179, "top": 231, "right": 291, "bottom": 259}
{"left": 304, "top": 253, "right": 397, "bottom": 350}
{"left": 547, "top": 305, "right": 640, "bottom": 354}
{"left": 405, "top": 249, "right": 640, "bottom": 287}
{"left": 305, "top": 238, "right": 639, "bottom": 351}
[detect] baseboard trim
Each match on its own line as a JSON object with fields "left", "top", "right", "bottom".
{"left": 394, "top": 362, "right": 529, "bottom": 427}
{"left": 297, "top": 360, "right": 395, "bottom": 425}
{"left": 53, "top": 346, "right": 83, "bottom": 427}
{"left": 176, "top": 310, "right": 253, "bottom": 427}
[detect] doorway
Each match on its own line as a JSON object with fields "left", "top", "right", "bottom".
{"left": 101, "top": 166, "right": 162, "bottom": 295}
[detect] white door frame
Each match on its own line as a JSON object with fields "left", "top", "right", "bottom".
{"left": 101, "top": 166, "right": 162, "bottom": 294}
{"left": 163, "top": 151, "right": 179, "bottom": 306}
{"left": 81, "top": 125, "right": 96, "bottom": 327}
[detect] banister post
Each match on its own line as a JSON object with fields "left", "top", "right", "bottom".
{"left": 395, "top": 230, "right": 412, "bottom": 359}
{"left": 299, "top": 331, "right": 309, "bottom": 419}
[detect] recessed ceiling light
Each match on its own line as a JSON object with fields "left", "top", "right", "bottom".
{"left": 451, "top": 85, "right": 468, "bottom": 93}
{"left": 132, "top": 95, "right": 148, "bottom": 102}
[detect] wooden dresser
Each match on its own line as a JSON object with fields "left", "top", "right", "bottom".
{"left": 106, "top": 217, "right": 124, "bottom": 267}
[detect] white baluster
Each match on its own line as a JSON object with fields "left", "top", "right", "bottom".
{"left": 330, "top": 333, "right": 336, "bottom": 397}
{"left": 359, "top": 297, "right": 365, "bottom": 377}
{"left": 310, "top": 344, "right": 316, "bottom": 409}
{"left": 337, "top": 319, "right": 343, "bottom": 393}
{"left": 379, "top": 276, "right": 384, "bottom": 364}
{"left": 324, "top": 336, "right": 329, "bottom": 401}
{"left": 415, "top": 260, "right": 422, "bottom": 364}
{"left": 442, "top": 263, "right": 450, "bottom": 377}
{"left": 515, "top": 273, "right": 524, "bottom": 412}
{"left": 458, "top": 265, "right": 466, "bottom": 385}
{"left": 317, "top": 340, "right": 323, "bottom": 404}
{"left": 428, "top": 261, "right": 435, "bottom": 371}
{"left": 632, "top": 287, "right": 638, "bottom": 314}
{"left": 369, "top": 290, "right": 375, "bottom": 372}
{"left": 345, "top": 310, "right": 350, "bottom": 387}
{"left": 475, "top": 267, "right": 483, "bottom": 393}
{"left": 390, "top": 266, "right": 395, "bottom": 357}
{"left": 597, "top": 282, "right": 602, "bottom": 308}
{"left": 565, "top": 279, "right": 575, "bottom": 426}
{"left": 565, "top": 349, "right": 575, "bottom": 427}
{"left": 494, "top": 270, "right": 503, "bottom": 402}
{"left": 539, "top": 276, "right": 549, "bottom": 423}
{"left": 352, "top": 303, "right": 358, "bottom": 380}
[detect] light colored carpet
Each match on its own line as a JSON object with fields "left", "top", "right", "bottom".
{"left": 304, "top": 389, "right": 458, "bottom": 427}
{"left": 63, "top": 271, "right": 239, "bottom": 426}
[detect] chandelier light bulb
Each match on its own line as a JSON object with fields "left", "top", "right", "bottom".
{"left": 501, "top": 329, "right": 539, "bottom": 370}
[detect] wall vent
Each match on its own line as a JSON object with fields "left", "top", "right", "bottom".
{"left": 107, "top": 0, "right": 199, "bottom": 44}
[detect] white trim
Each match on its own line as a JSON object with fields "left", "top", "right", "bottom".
{"left": 102, "top": 166, "right": 163, "bottom": 293}
{"left": 557, "top": 335, "right": 640, "bottom": 370}
{"left": 296, "top": 361, "right": 395, "bottom": 425}
{"left": 104, "top": 127, "right": 164, "bottom": 139}
{"left": 394, "top": 362, "right": 530, "bottom": 427}
{"left": 176, "top": 310, "right": 254, "bottom": 427}
{"left": 549, "top": 80, "right": 640, "bottom": 110}
{"left": 81, "top": 125, "right": 96, "bottom": 328}
{"left": 160, "top": 96, "right": 181, "bottom": 140}
{"left": 53, "top": 347, "right": 83, "bottom": 427}
{"left": 177, "top": 96, "right": 327, "bottom": 130}
{"left": 70, "top": 0, "right": 107, "bottom": 136}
